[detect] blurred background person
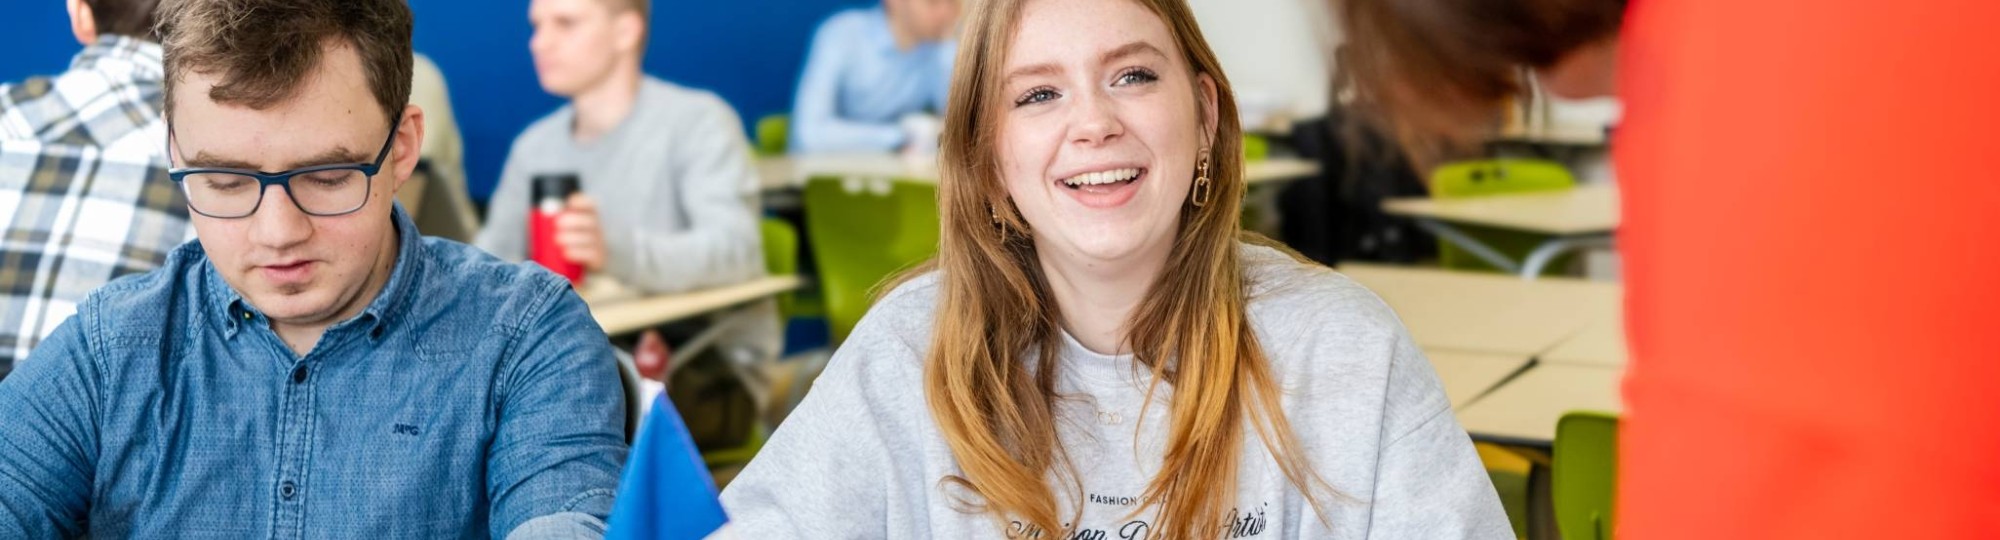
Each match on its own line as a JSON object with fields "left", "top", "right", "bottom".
{"left": 478, "top": 0, "right": 766, "bottom": 302}
{"left": 476, "top": 0, "right": 779, "bottom": 453}
{"left": 0, "top": 0, "right": 189, "bottom": 380}
{"left": 786, "top": 0, "right": 961, "bottom": 155}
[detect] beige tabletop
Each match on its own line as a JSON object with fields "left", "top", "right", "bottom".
{"left": 1381, "top": 184, "right": 1620, "bottom": 236}
{"left": 1454, "top": 364, "right": 1624, "bottom": 445}
{"left": 1542, "top": 321, "right": 1628, "bottom": 368}
{"left": 1494, "top": 125, "right": 1609, "bottom": 146}
{"left": 1337, "top": 263, "right": 1622, "bottom": 357}
{"left": 757, "top": 154, "right": 1318, "bottom": 190}
{"left": 1427, "top": 350, "right": 1534, "bottom": 409}
{"left": 581, "top": 275, "right": 803, "bottom": 336}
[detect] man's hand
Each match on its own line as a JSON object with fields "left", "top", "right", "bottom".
{"left": 555, "top": 193, "right": 607, "bottom": 271}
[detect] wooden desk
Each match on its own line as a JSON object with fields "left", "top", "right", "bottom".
{"left": 1428, "top": 350, "right": 1534, "bottom": 409}
{"left": 1542, "top": 321, "right": 1628, "bottom": 368}
{"left": 1493, "top": 125, "right": 1609, "bottom": 147}
{"left": 756, "top": 154, "right": 935, "bottom": 190}
{"left": 582, "top": 275, "right": 803, "bottom": 336}
{"left": 1381, "top": 185, "right": 1620, "bottom": 278}
{"left": 757, "top": 154, "right": 1319, "bottom": 190}
{"left": 1383, "top": 184, "right": 1618, "bottom": 236}
{"left": 1455, "top": 364, "right": 1624, "bottom": 446}
{"left": 1243, "top": 158, "right": 1319, "bottom": 185}
{"left": 1338, "top": 263, "right": 1622, "bottom": 357}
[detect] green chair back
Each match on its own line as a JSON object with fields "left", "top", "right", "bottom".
{"left": 1236, "top": 134, "right": 1272, "bottom": 233}
{"left": 1430, "top": 159, "right": 1575, "bottom": 198}
{"left": 802, "top": 178, "right": 940, "bottom": 344}
{"left": 1428, "top": 158, "right": 1578, "bottom": 275}
{"left": 755, "top": 114, "right": 790, "bottom": 157}
{"left": 1242, "top": 133, "right": 1270, "bottom": 162}
{"left": 758, "top": 217, "right": 803, "bottom": 317}
{"left": 1553, "top": 410, "right": 1620, "bottom": 540}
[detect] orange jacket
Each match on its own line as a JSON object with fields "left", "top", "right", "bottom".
{"left": 1618, "top": 0, "right": 2000, "bottom": 537}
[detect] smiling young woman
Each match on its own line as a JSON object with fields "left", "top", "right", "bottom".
{"left": 716, "top": 0, "right": 1510, "bottom": 537}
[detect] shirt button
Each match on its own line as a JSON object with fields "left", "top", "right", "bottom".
{"left": 291, "top": 365, "right": 308, "bottom": 384}
{"left": 280, "top": 481, "right": 296, "bottom": 499}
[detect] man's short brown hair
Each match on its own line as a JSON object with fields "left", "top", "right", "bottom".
{"left": 157, "top": 0, "right": 414, "bottom": 125}
{"left": 597, "top": 0, "right": 651, "bottom": 48}
{"left": 82, "top": 0, "right": 164, "bottom": 39}
{"left": 599, "top": 0, "right": 650, "bottom": 21}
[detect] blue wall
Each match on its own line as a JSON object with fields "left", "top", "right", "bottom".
{"left": 0, "top": 2, "right": 76, "bottom": 78}
{"left": 0, "top": 0, "right": 871, "bottom": 202}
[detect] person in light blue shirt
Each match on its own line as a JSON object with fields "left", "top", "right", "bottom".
{"left": 0, "top": 0, "right": 630, "bottom": 537}
{"left": 789, "top": 0, "right": 962, "bottom": 154}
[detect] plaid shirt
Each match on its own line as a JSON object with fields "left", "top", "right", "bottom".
{"left": 0, "top": 36, "right": 191, "bottom": 379}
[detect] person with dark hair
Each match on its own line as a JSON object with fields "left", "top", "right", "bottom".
{"left": 1334, "top": 0, "right": 2000, "bottom": 537}
{"left": 0, "top": 0, "right": 633, "bottom": 537}
{"left": 73, "top": 0, "right": 163, "bottom": 39}
{"left": 0, "top": 0, "right": 188, "bottom": 378}
{"left": 1335, "top": 0, "right": 1622, "bottom": 164}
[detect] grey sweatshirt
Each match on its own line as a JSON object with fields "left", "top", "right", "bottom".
{"left": 719, "top": 244, "right": 1512, "bottom": 538}
{"left": 475, "top": 77, "right": 777, "bottom": 359}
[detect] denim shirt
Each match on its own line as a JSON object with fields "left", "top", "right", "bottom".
{"left": 0, "top": 206, "right": 628, "bottom": 538}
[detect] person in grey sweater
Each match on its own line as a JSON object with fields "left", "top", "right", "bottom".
{"left": 716, "top": 0, "right": 1511, "bottom": 537}
{"left": 477, "top": 0, "right": 776, "bottom": 363}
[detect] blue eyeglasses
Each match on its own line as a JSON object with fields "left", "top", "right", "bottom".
{"left": 166, "top": 124, "right": 398, "bottom": 219}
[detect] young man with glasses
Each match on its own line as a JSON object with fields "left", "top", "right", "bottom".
{"left": 0, "top": 0, "right": 630, "bottom": 537}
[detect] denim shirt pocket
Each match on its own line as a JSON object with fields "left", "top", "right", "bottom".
{"left": 306, "top": 341, "right": 498, "bottom": 537}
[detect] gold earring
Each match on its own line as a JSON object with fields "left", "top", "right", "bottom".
{"left": 992, "top": 201, "right": 1031, "bottom": 238}
{"left": 1191, "top": 153, "right": 1212, "bottom": 208}
{"left": 990, "top": 202, "right": 1008, "bottom": 236}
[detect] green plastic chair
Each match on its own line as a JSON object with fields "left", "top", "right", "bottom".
{"left": 1475, "top": 442, "right": 1533, "bottom": 539}
{"left": 755, "top": 114, "right": 790, "bottom": 157}
{"left": 1553, "top": 410, "right": 1620, "bottom": 540}
{"left": 1237, "top": 134, "right": 1272, "bottom": 233}
{"left": 802, "top": 177, "right": 940, "bottom": 344}
{"left": 1428, "top": 158, "right": 1578, "bottom": 276}
{"left": 757, "top": 216, "right": 815, "bottom": 318}
{"left": 1242, "top": 133, "right": 1270, "bottom": 162}
{"left": 699, "top": 217, "right": 813, "bottom": 471}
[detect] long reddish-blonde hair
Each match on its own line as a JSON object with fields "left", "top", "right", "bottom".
{"left": 890, "top": 0, "right": 1331, "bottom": 536}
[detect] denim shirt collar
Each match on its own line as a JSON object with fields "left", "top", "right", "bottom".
{"left": 210, "top": 203, "right": 426, "bottom": 343}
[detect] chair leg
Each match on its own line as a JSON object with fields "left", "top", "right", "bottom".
{"left": 1520, "top": 234, "right": 1615, "bottom": 279}
{"left": 1415, "top": 218, "right": 1524, "bottom": 273}
{"left": 1527, "top": 461, "right": 1561, "bottom": 540}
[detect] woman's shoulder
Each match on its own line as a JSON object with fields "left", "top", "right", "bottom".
{"left": 1237, "top": 242, "right": 1412, "bottom": 369}
{"left": 1240, "top": 243, "right": 1402, "bottom": 330}
{"left": 1236, "top": 243, "right": 1437, "bottom": 426}
{"left": 860, "top": 270, "right": 944, "bottom": 340}
{"left": 824, "top": 270, "right": 942, "bottom": 375}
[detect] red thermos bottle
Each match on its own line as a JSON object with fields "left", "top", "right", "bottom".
{"left": 529, "top": 174, "right": 584, "bottom": 285}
